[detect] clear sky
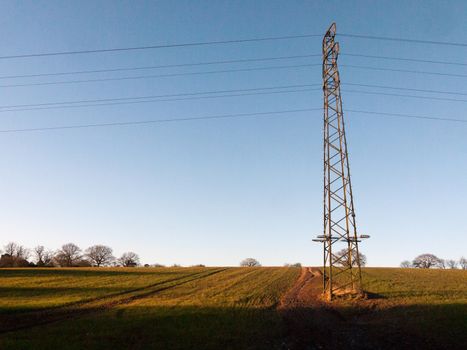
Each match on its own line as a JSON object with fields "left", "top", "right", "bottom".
{"left": 0, "top": 0, "right": 465, "bottom": 266}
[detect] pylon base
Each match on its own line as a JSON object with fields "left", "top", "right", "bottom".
{"left": 323, "top": 288, "right": 366, "bottom": 302}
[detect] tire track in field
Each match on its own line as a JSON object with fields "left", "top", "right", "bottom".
{"left": 48, "top": 269, "right": 218, "bottom": 310}
{"left": 0, "top": 268, "right": 229, "bottom": 334}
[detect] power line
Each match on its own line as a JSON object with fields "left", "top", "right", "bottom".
{"left": 0, "top": 87, "right": 320, "bottom": 113}
{"left": 346, "top": 109, "right": 467, "bottom": 123}
{"left": 0, "top": 52, "right": 463, "bottom": 81}
{"left": 0, "top": 107, "right": 465, "bottom": 134}
{"left": 344, "top": 83, "right": 467, "bottom": 96}
{"left": 0, "top": 84, "right": 320, "bottom": 109}
{"left": 0, "top": 108, "right": 319, "bottom": 133}
{"left": 2, "top": 82, "right": 465, "bottom": 114}
{"left": 340, "top": 33, "right": 467, "bottom": 48}
{"left": 343, "top": 89, "right": 467, "bottom": 103}
{"left": 0, "top": 54, "right": 320, "bottom": 80}
{"left": 342, "top": 64, "right": 467, "bottom": 78}
{"left": 0, "top": 31, "right": 465, "bottom": 62}
{"left": 0, "top": 34, "right": 322, "bottom": 60}
{"left": 3, "top": 62, "right": 464, "bottom": 90}
{"left": 0, "top": 63, "right": 320, "bottom": 88}
{"left": 1, "top": 79, "right": 464, "bottom": 111}
{"left": 342, "top": 53, "right": 467, "bottom": 66}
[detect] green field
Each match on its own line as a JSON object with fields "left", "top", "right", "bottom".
{"left": 0, "top": 267, "right": 212, "bottom": 312}
{"left": 353, "top": 268, "right": 467, "bottom": 349}
{"left": 0, "top": 267, "right": 465, "bottom": 349}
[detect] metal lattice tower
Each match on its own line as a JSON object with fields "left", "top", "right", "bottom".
{"left": 313, "top": 23, "right": 369, "bottom": 301}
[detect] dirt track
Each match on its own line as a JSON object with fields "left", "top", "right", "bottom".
{"left": 279, "top": 267, "right": 346, "bottom": 350}
{"left": 279, "top": 267, "right": 324, "bottom": 308}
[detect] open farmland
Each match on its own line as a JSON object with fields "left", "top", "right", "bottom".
{"left": 0, "top": 267, "right": 465, "bottom": 350}
{"left": 318, "top": 268, "right": 467, "bottom": 349}
{"left": 0, "top": 267, "right": 214, "bottom": 313}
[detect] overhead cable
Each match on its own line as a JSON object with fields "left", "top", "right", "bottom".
{"left": 342, "top": 53, "right": 467, "bottom": 66}
{"left": 0, "top": 87, "right": 320, "bottom": 113}
{"left": 0, "top": 54, "right": 321, "bottom": 80}
{"left": 0, "top": 34, "right": 322, "bottom": 60}
{"left": 0, "top": 63, "right": 320, "bottom": 88}
{"left": 342, "top": 64, "right": 467, "bottom": 78}
{"left": 344, "top": 83, "right": 467, "bottom": 96}
{"left": 0, "top": 108, "right": 466, "bottom": 134}
{"left": 340, "top": 33, "right": 467, "bottom": 48}
{"left": 343, "top": 89, "right": 467, "bottom": 103}
{"left": 0, "top": 108, "right": 319, "bottom": 133}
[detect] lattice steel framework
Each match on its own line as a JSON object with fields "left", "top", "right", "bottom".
{"left": 314, "top": 23, "right": 368, "bottom": 301}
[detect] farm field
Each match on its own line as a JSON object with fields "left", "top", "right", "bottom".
{"left": 330, "top": 268, "right": 467, "bottom": 349}
{"left": 0, "top": 267, "right": 465, "bottom": 350}
{"left": 0, "top": 267, "right": 214, "bottom": 312}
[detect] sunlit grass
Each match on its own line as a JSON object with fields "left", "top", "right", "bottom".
{"left": 0, "top": 267, "right": 465, "bottom": 349}
{"left": 0, "top": 267, "right": 300, "bottom": 350}
{"left": 362, "top": 267, "right": 467, "bottom": 303}
{"left": 0, "top": 267, "right": 209, "bottom": 312}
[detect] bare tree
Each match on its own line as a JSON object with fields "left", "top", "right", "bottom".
{"left": 55, "top": 243, "right": 82, "bottom": 267}
{"left": 34, "top": 245, "right": 46, "bottom": 265}
{"left": 33, "top": 246, "right": 54, "bottom": 267}
{"left": 85, "top": 245, "right": 114, "bottom": 267}
{"left": 459, "top": 257, "right": 467, "bottom": 270}
{"left": 42, "top": 250, "right": 54, "bottom": 266}
{"left": 438, "top": 259, "right": 447, "bottom": 269}
{"left": 2, "top": 242, "right": 29, "bottom": 266}
{"left": 412, "top": 254, "right": 441, "bottom": 269}
{"left": 284, "top": 262, "right": 302, "bottom": 268}
{"left": 240, "top": 258, "right": 261, "bottom": 267}
{"left": 333, "top": 249, "right": 367, "bottom": 267}
{"left": 0, "top": 244, "right": 16, "bottom": 267}
{"left": 446, "top": 260, "right": 458, "bottom": 269}
{"left": 118, "top": 252, "right": 139, "bottom": 267}
{"left": 17, "top": 246, "right": 29, "bottom": 260}
{"left": 400, "top": 260, "right": 412, "bottom": 268}
{"left": 3, "top": 242, "right": 18, "bottom": 256}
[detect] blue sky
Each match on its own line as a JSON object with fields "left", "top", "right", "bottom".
{"left": 0, "top": 0, "right": 465, "bottom": 266}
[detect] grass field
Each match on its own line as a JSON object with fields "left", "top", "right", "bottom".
{"left": 354, "top": 268, "right": 467, "bottom": 349}
{"left": 0, "top": 267, "right": 300, "bottom": 350}
{"left": 0, "top": 267, "right": 213, "bottom": 312}
{"left": 0, "top": 267, "right": 465, "bottom": 349}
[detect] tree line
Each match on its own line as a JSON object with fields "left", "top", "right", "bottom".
{"left": 0, "top": 242, "right": 140, "bottom": 268}
{"left": 240, "top": 249, "right": 367, "bottom": 268}
{"left": 400, "top": 254, "right": 467, "bottom": 269}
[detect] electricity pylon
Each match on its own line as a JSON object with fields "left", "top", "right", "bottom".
{"left": 313, "top": 23, "right": 369, "bottom": 301}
